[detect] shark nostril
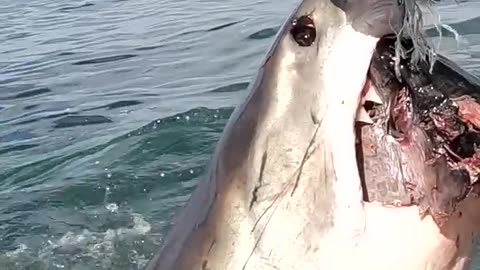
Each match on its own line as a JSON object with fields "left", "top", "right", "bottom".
{"left": 290, "top": 15, "right": 316, "bottom": 47}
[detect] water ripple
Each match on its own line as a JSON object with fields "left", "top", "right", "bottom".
{"left": 57, "top": 2, "right": 95, "bottom": 13}
{"left": 72, "top": 54, "right": 138, "bottom": 65}
{"left": 248, "top": 27, "right": 279, "bottom": 39}
{"left": 53, "top": 115, "right": 113, "bottom": 129}
{"left": 0, "top": 87, "right": 52, "bottom": 100}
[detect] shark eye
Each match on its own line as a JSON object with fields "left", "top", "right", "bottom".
{"left": 290, "top": 15, "right": 316, "bottom": 47}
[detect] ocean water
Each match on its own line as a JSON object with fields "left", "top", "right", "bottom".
{"left": 1, "top": 0, "right": 480, "bottom": 269}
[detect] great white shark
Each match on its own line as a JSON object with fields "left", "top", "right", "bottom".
{"left": 146, "top": 0, "right": 480, "bottom": 269}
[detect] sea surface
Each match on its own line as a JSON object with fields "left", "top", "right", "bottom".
{"left": 1, "top": 0, "right": 480, "bottom": 269}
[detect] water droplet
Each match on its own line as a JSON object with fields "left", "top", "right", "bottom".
{"left": 185, "top": 115, "right": 190, "bottom": 120}
{"left": 107, "top": 173, "right": 112, "bottom": 178}
{"left": 95, "top": 161, "right": 100, "bottom": 165}
{"left": 160, "top": 172, "right": 165, "bottom": 177}
{"left": 53, "top": 262, "right": 65, "bottom": 268}
{"left": 189, "top": 169, "right": 194, "bottom": 174}
{"left": 105, "top": 203, "right": 118, "bottom": 213}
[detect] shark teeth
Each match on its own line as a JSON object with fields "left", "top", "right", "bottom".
{"left": 356, "top": 81, "right": 383, "bottom": 124}
{"left": 356, "top": 106, "right": 373, "bottom": 124}
{"left": 362, "top": 81, "right": 383, "bottom": 105}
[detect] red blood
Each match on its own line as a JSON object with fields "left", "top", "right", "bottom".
{"left": 457, "top": 98, "right": 480, "bottom": 129}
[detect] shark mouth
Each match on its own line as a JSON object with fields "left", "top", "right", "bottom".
{"left": 354, "top": 35, "right": 480, "bottom": 226}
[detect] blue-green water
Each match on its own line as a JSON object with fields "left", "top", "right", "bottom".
{"left": 1, "top": 0, "right": 480, "bottom": 269}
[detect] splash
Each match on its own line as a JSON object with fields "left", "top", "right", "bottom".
{"left": 0, "top": 210, "right": 155, "bottom": 270}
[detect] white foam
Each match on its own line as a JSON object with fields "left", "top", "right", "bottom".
{"left": 5, "top": 244, "right": 28, "bottom": 257}
{"left": 4, "top": 211, "right": 153, "bottom": 270}
{"left": 105, "top": 203, "right": 119, "bottom": 213}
